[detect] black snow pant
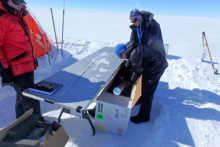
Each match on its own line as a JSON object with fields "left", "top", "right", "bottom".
{"left": 138, "top": 69, "right": 165, "bottom": 120}
{"left": 12, "top": 72, "right": 44, "bottom": 121}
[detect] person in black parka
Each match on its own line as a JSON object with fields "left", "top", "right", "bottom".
{"left": 114, "top": 8, "right": 168, "bottom": 124}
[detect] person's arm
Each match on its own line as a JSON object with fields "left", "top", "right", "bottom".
{"left": 0, "top": 19, "right": 15, "bottom": 87}
{"left": 122, "top": 40, "right": 139, "bottom": 81}
{"left": 129, "top": 46, "right": 143, "bottom": 84}
{"left": 130, "top": 31, "right": 136, "bottom": 42}
{"left": 137, "top": 20, "right": 164, "bottom": 61}
{"left": 129, "top": 24, "right": 138, "bottom": 43}
{"left": 0, "top": 19, "right": 9, "bottom": 73}
{"left": 0, "top": 49, "right": 5, "bottom": 73}
{"left": 145, "top": 19, "right": 161, "bottom": 50}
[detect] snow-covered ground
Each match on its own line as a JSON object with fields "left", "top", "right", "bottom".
{"left": 0, "top": 6, "right": 220, "bottom": 147}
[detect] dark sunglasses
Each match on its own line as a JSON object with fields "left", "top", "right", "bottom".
{"left": 131, "top": 18, "right": 137, "bottom": 23}
{"left": 118, "top": 54, "right": 122, "bottom": 58}
{"left": 118, "top": 51, "right": 125, "bottom": 58}
{"left": 12, "top": 0, "right": 24, "bottom": 5}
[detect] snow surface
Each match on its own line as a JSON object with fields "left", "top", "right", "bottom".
{"left": 1, "top": 6, "right": 220, "bottom": 147}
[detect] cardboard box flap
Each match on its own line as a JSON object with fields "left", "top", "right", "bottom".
{"left": 130, "top": 76, "right": 142, "bottom": 108}
{"left": 98, "top": 92, "right": 133, "bottom": 108}
{"left": 0, "top": 109, "right": 33, "bottom": 141}
{"left": 44, "top": 126, "right": 69, "bottom": 147}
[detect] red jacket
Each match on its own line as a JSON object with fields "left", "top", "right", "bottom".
{"left": 0, "top": 3, "right": 37, "bottom": 76}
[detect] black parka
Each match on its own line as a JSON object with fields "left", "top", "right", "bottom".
{"left": 126, "top": 12, "right": 168, "bottom": 83}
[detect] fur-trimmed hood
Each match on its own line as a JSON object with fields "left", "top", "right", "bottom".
{"left": 129, "top": 11, "right": 154, "bottom": 30}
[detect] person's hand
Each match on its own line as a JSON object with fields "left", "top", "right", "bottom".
{"left": 121, "top": 66, "right": 131, "bottom": 81}
{"left": 0, "top": 66, "right": 14, "bottom": 87}
{"left": 121, "top": 80, "right": 133, "bottom": 97}
{"left": 0, "top": 63, "right": 4, "bottom": 74}
{"left": 125, "top": 80, "right": 133, "bottom": 89}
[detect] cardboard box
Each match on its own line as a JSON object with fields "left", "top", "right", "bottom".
{"left": 0, "top": 109, "right": 69, "bottom": 147}
{"left": 94, "top": 64, "right": 142, "bottom": 136}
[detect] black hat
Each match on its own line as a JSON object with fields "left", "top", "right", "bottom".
{"left": 1, "top": 0, "right": 26, "bottom": 6}
{"left": 130, "top": 8, "right": 142, "bottom": 22}
{"left": 1, "top": 0, "right": 27, "bottom": 16}
{"left": 12, "top": 0, "right": 26, "bottom": 4}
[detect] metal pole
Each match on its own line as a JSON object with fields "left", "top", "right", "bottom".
{"left": 61, "top": 0, "right": 66, "bottom": 56}
{"left": 200, "top": 34, "right": 206, "bottom": 61}
{"left": 46, "top": 40, "right": 51, "bottom": 65}
{"left": 202, "top": 32, "right": 218, "bottom": 74}
{"left": 203, "top": 32, "right": 214, "bottom": 64}
{"left": 52, "top": 42, "right": 89, "bottom": 46}
{"left": 50, "top": 8, "right": 59, "bottom": 53}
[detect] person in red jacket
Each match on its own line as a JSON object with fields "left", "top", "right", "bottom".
{"left": 0, "top": 0, "right": 44, "bottom": 121}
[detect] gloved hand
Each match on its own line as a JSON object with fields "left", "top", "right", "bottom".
{"left": 121, "top": 80, "right": 133, "bottom": 97}
{"left": 121, "top": 66, "right": 131, "bottom": 81}
{"left": 0, "top": 62, "right": 4, "bottom": 73}
{"left": 125, "top": 80, "right": 133, "bottom": 89}
{"left": 0, "top": 66, "right": 14, "bottom": 87}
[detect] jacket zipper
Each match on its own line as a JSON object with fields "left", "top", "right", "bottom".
{"left": 17, "top": 20, "right": 28, "bottom": 35}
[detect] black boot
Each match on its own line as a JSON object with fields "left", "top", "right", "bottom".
{"left": 130, "top": 115, "right": 150, "bottom": 124}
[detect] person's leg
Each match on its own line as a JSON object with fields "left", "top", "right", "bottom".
{"left": 13, "top": 72, "right": 44, "bottom": 121}
{"left": 139, "top": 71, "right": 161, "bottom": 118}
{"left": 15, "top": 94, "right": 25, "bottom": 118}
{"left": 20, "top": 97, "right": 44, "bottom": 121}
{"left": 135, "top": 96, "right": 143, "bottom": 105}
{"left": 131, "top": 69, "right": 165, "bottom": 124}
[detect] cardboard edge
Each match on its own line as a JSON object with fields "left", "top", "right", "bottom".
{"left": 43, "top": 126, "right": 69, "bottom": 147}
{"left": 98, "top": 92, "right": 133, "bottom": 108}
{"left": 131, "top": 76, "right": 142, "bottom": 108}
{"left": 0, "top": 109, "right": 33, "bottom": 141}
{"left": 84, "top": 61, "right": 124, "bottom": 110}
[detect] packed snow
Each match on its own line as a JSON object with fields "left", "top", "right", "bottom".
{"left": 0, "top": 6, "right": 220, "bottom": 147}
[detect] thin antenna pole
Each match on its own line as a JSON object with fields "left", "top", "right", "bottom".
{"left": 61, "top": 0, "right": 66, "bottom": 56}
{"left": 50, "top": 8, "right": 59, "bottom": 53}
{"left": 27, "top": 7, "right": 49, "bottom": 36}
{"left": 46, "top": 40, "right": 52, "bottom": 65}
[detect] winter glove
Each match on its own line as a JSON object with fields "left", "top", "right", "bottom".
{"left": 0, "top": 62, "right": 4, "bottom": 73}
{"left": 125, "top": 80, "right": 133, "bottom": 89}
{"left": 121, "top": 66, "right": 131, "bottom": 81}
{"left": 0, "top": 66, "right": 14, "bottom": 87}
{"left": 121, "top": 79, "right": 133, "bottom": 97}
